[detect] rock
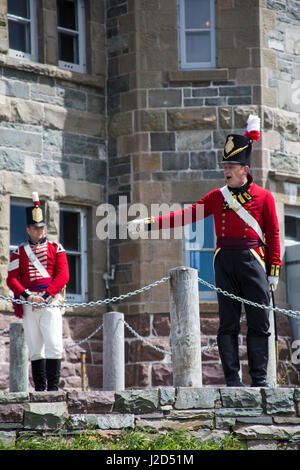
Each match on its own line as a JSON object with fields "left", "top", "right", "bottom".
{"left": 262, "top": 388, "right": 295, "bottom": 414}
{"left": 68, "top": 413, "right": 134, "bottom": 430}
{"left": 23, "top": 402, "right": 68, "bottom": 430}
{"left": 220, "top": 388, "right": 262, "bottom": 408}
{"left": 0, "top": 404, "right": 24, "bottom": 423}
{"left": 175, "top": 387, "right": 219, "bottom": 409}
{"left": 0, "top": 392, "right": 29, "bottom": 403}
{"left": 234, "top": 424, "right": 300, "bottom": 441}
{"left": 114, "top": 390, "right": 159, "bottom": 413}
{"left": 67, "top": 391, "right": 115, "bottom": 414}
{"left": 167, "top": 108, "right": 217, "bottom": 131}
{"left": 159, "top": 387, "right": 176, "bottom": 406}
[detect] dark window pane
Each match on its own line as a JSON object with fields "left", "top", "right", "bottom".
{"left": 185, "top": 0, "right": 210, "bottom": 29}
{"left": 60, "top": 211, "right": 80, "bottom": 251}
{"left": 8, "top": 20, "right": 31, "bottom": 53}
{"left": 186, "top": 31, "right": 211, "bottom": 62}
{"left": 8, "top": 0, "right": 30, "bottom": 18}
{"left": 10, "top": 205, "right": 30, "bottom": 246}
{"left": 66, "top": 254, "right": 81, "bottom": 294}
{"left": 58, "top": 32, "right": 79, "bottom": 63}
{"left": 57, "top": 0, "right": 77, "bottom": 30}
{"left": 285, "top": 215, "right": 299, "bottom": 240}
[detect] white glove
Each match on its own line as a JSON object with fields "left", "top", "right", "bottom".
{"left": 127, "top": 218, "right": 146, "bottom": 236}
{"left": 268, "top": 276, "right": 279, "bottom": 291}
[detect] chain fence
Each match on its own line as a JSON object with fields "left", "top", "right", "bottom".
{"left": 1, "top": 273, "right": 300, "bottom": 356}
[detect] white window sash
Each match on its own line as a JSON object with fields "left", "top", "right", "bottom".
{"left": 179, "top": 0, "right": 216, "bottom": 70}
{"left": 58, "top": 0, "right": 86, "bottom": 74}
{"left": 8, "top": 0, "right": 38, "bottom": 62}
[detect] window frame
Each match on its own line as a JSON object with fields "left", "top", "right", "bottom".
{"left": 284, "top": 206, "right": 300, "bottom": 247}
{"left": 182, "top": 213, "right": 217, "bottom": 301}
{"left": 7, "top": 0, "right": 38, "bottom": 62}
{"left": 178, "top": 0, "right": 216, "bottom": 70}
{"left": 57, "top": 0, "right": 87, "bottom": 74}
{"left": 60, "top": 205, "right": 88, "bottom": 303}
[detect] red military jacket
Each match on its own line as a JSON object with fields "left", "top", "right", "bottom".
{"left": 7, "top": 238, "right": 69, "bottom": 317}
{"left": 154, "top": 175, "right": 281, "bottom": 275}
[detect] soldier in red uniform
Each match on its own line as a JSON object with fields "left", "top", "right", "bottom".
{"left": 128, "top": 115, "right": 281, "bottom": 387}
{"left": 7, "top": 193, "right": 69, "bottom": 391}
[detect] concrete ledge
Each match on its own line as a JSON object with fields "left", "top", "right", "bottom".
{"left": 0, "top": 388, "right": 299, "bottom": 449}
{"left": 168, "top": 69, "right": 229, "bottom": 83}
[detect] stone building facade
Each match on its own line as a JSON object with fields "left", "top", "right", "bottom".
{"left": 0, "top": 0, "right": 299, "bottom": 391}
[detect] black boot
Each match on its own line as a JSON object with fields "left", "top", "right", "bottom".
{"left": 46, "top": 359, "right": 61, "bottom": 391}
{"left": 217, "top": 334, "right": 244, "bottom": 386}
{"left": 247, "top": 336, "right": 269, "bottom": 387}
{"left": 31, "top": 359, "right": 47, "bottom": 391}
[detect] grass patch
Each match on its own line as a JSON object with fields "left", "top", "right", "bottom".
{"left": 0, "top": 430, "right": 246, "bottom": 451}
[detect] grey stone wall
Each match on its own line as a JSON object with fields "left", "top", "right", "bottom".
{"left": 264, "top": 0, "right": 300, "bottom": 174}
{"left": 0, "top": 387, "right": 300, "bottom": 450}
{"left": 0, "top": 69, "right": 106, "bottom": 183}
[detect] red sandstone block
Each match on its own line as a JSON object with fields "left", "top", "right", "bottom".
{"left": 0, "top": 403, "right": 24, "bottom": 423}
{"left": 152, "top": 314, "right": 171, "bottom": 336}
{"left": 125, "top": 363, "right": 150, "bottom": 388}
{"left": 128, "top": 338, "right": 169, "bottom": 362}
{"left": 152, "top": 363, "right": 173, "bottom": 387}
{"left": 124, "top": 314, "right": 151, "bottom": 338}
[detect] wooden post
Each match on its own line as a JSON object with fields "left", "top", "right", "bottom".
{"left": 103, "top": 311, "right": 125, "bottom": 391}
{"left": 168, "top": 266, "right": 202, "bottom": 387}
{"left": 9, "top": 322, "right": 28, "bottom": 392}
{"left": 80, "top": 351, "right": 88, "bottom": 391}
{"left": 267, "top": 307, "right": 277, "bottom": 387}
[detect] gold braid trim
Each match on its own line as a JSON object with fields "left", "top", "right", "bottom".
{"left": 222, "top": 144, "right": 249, "bottom": 159}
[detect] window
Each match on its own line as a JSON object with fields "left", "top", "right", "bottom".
{"left": 183, "top": 214, "right": 217, "bottom": 301}
{"left": 57, "top": 0, "right": 86, "bottom": 73}
{"left": 179, "top": 0, "right": 216, "bottom": 70}
{"left": 60, "top": 206, "right": 87, "bottom": 302}
{"left": 7, "top": 0, "right": 38, "bottom": 61}
{"left": 285, "top": 206, "right": 300, "bottom": 246}
{"left": 10, "top": 200, "right": 33, "bottom": 255}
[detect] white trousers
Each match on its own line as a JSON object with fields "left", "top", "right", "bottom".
{"left": 22, "top": 300, "right": 63, "bottom": 361}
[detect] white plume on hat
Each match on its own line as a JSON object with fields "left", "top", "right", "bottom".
{"left": 32, "top": 192, "right": 40, "bottom": 205}
{"left": 244, "top": 114, "right": 261, "bottom": 141}
{"left": 246, "top": 114, "right": 260, "bottom": 132}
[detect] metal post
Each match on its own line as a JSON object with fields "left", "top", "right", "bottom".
{"left": 103, "top": 311, "right": 125, "bottom": 391}
{"left": 168, "top": 266, "right": 202, "bottom": 387}
{"left": 9, "top": 322, "right": 28, "bottom": 392}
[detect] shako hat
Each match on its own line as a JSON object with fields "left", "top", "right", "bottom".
{"left": 26, "top": 192, "right": 46, "bottom": 227}
{"left": 221, "top": 115, "right": 261, "bottom": 167}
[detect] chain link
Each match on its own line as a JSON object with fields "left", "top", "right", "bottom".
{"left": 1, "top": 273, "right": 300, "bottom": 358}
{"left": 0, "top": 276, "right": 171, "bottom": 311}
{"left": 197, "top": 277, "right": 300, "bottom": 319}
{"left": 121, "top": 318, "right": 171, "bottom": 355}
